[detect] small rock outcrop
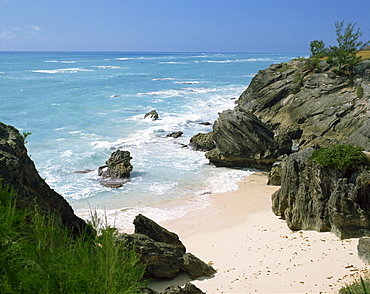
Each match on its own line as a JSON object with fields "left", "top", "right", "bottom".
{"left": 204, "top": 107, "right": 291, "bottom": 170}
{"left": 166, "top": 131, "right": 183, "bottom": 138}
{"left": 189, "top": 132, "right": 215, "bottom": 152}
{"left": 98, "top": 150, "right": 133, "bottom": 188}
{"left": 272, "top": 148, "right": 370, "bottom": 239}
{"left": 119, "top": 214, "right": 216, "bottom": 280}
{"left": 0, "top": 122, "right": 90, "bottom": 235}
{"left": 145, "top": 110, "right": 159, "bottom": 120}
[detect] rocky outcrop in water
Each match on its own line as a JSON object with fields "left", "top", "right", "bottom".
{"left": 167, "top": 131, "right": 183, "bottom": 138}
{"left": 0, "top": 122, "right": 90, "bottom": 235}
{"left": 271, "top": 148, "right": 370, "bottom": 239}
{"left": 98, "top": 150, "right": 133, "bottom": 188}
{"left": 204, "top": 107, "right": 291, "bottom": 170}
{"left": 119, "top": 214, "right": 216, "bottom": 279}
{"left": 145, "top": 110, "right": 159, "bottom": 120}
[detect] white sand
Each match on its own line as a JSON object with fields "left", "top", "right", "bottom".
{"left": 147, "top": 172, "right": 370, "bottom": 293}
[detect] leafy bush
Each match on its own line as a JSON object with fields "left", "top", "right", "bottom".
{"left": 309, "top": 144, "right": 370, "bottom": 171}
{"left": 0, "top": 182, "right": 146, "bottom": 293}
{"left": 356, "top": 85, "right": 364, "bottom": 98}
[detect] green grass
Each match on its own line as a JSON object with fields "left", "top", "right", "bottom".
{"left": 340, "top": 276, "right": 370, "bottom": 293}
{"left": 0, "top": 182, "right": 146, "bottom": 293}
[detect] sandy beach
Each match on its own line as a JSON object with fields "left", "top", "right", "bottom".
{"left": 147, "top": 172, "right": 370, "bottom": 293}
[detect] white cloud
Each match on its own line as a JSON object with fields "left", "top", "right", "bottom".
{"left": 29, "top": 25, "right": 42, "bottom": 31}
{"left": 0, "top": 31, "right": 12, "bottom": 38}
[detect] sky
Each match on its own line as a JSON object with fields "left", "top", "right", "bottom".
{"left": 0, "top": 0, "right": 369, "bottom": 53}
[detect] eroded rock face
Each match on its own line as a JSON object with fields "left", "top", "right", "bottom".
{"left": 237, "top": 59, "right": 370, "bottom": 150}
{"left": 98, "top": 150, "right": 133, "bottom": 188}
{"left": 272, "top": 148, "right": 370, "bottom": 239}
{"left": 204, "top": 107, "right": 291, "bottom": 170}
{"left": 0, "top": 122, "right": 90, "bottom": 235}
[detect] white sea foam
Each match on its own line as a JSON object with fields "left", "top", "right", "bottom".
{"left": 45, "top": 60, "right": 76, "bottom": 63}
{"left": 174, "top": 81, "right": 200, "bottom": 84}
{"left": 93, "top": 66, "right": 120, "bottom": 69}
{"left": 152, "top": 78, "right": 176, "bottom": 81}
{"left": 32, "top": 68, "right": 93, "bottom": 74}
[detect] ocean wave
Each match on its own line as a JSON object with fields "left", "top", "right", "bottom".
{"left": 205, "top": 168, "right": 255, "bottom": 194}
{"left": 152, "top": 78, "right": 176, "bottom": 81}
{"left": 32, "top": 68, "right": 93, "bottom": 74}
{"left": 158, "top": 61, "right": 187, "bottom": 64}
{"left": 92, "top": 66, "right": 121, "bottom": 69}
{"left": 174, "top": 81, "right": 200, "bottom": 84}
{"left": 45, "top": 60, "right": 77, "bottom": 63}
{"left": 202, "top": 58, "right": 271, "bottom": 63}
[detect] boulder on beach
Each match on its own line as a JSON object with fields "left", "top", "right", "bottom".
{"left": 119, "top": 214, "right": 216, "bottom": 280}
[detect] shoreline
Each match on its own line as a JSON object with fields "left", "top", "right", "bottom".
{"left": 147, "top": 172, "right": 370, "bottom": 293}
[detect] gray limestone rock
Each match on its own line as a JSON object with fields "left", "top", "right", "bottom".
{"left": 272, "top": 148, "right": 370, "bottom": 239}
{"left": 204, "top": 107, "right": 284, "bottom": 170}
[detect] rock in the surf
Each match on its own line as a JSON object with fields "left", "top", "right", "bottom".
{"left": 144, "top": 110, "right": 159, "bottom": 120}
{"left": 98, "top": 150, "right": 133, "bottom": 188}
{"left": 166, "top": 131, "right": 183, "bottom": 138}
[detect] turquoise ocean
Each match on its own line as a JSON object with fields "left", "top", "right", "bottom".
{"left": 0, "top": 52, "right": 301, "bottom": 229}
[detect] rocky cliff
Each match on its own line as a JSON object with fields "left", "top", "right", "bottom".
{"left": 192, "top": 59, "right": 370, "bottom": 168}
{"left": 0, "top": 122, "right": 90, "bottom": 235}
{"left": 237, "top": 59, "right": 370, "bottom": 150}
{"left": 271, "top": 148, "right": 370, "bottom": 239}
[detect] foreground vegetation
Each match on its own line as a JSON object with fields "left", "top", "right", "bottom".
{"left": 0, "top": 183, "right": 146, "bottom": 293}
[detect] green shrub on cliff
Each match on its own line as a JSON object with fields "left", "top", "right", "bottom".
{"left": 0, "top": 183, "right": 146, "bottom": 293}
{"left": 309, "top": 144, "right": 369, "bottom": 171}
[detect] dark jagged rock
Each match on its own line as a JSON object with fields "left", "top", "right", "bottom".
{"left": 162, "top": 283, "right": 205, "bottom": 294}
{"left": 145, "top": 110, "right": 159, "bottom": 120}
{"left": 166, "top": 131, "right": 183, "bottom": 138}
{"left": 119, "top": 215, "right": 216, "bottom": 281}
{"left": 199, "top": 122, "right": 211, "bottom": 126}
{"left": 98, "top": 150, "right": 133, "bottom": 188}
{"left": 204, "top": 107, "right": 290, "bottom": 170}
{"left": 189, "top": 132, "right": 215, "bottom": 151}
{"left": 119, "top": 233, "right": 184, "bottom": 279}
{"left": 134, "top": 214, "right": 186, "bottom": 253}
{"left": 272, "top": 148, "right": 370, "bottom": 239}
{"left": 181, "top": 253, "right": 217, "bottom": 279}
{"left": 0, "top": 122, "right": 91, "bottom": 235}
